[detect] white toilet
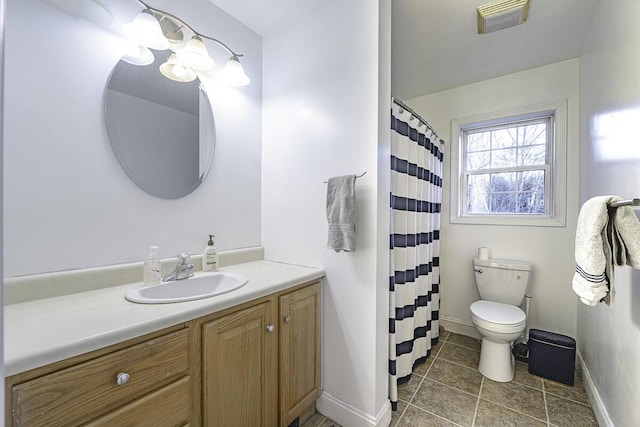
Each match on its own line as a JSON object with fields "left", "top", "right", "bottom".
{"left": 470, "top": 257, "right": 534, "bottom": 382}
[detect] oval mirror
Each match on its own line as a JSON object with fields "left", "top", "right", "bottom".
{"left": 105, "top": 49, "right": 215, "bottom": 199}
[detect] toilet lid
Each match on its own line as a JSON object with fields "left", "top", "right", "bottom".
{"left": 470, "top": 300, "right": 526, "bottom": 324}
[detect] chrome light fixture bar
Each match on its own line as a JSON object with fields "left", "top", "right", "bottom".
{"left": 124, "top": 0, "right": 250, "bottom": 86}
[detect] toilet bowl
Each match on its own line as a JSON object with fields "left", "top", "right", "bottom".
{"left": 470, "top": 300, "right": 526, "bottom": 382}
{"left": 470, "top": 257, "right": 533, "bottom": 382}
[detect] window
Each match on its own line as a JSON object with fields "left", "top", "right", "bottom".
{"left": 464, "top": 117, "right": 550, "bottom": 215}
{"left": 450, "top": 100, "right": 567, "bottom": 226}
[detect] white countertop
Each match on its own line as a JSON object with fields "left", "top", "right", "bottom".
{"left": 4, "top": 260, "right": 324, "bottom": 377}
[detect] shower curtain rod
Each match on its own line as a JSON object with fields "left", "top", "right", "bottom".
{"left": 392, "top": 97, "right": 444, "bottom": 144}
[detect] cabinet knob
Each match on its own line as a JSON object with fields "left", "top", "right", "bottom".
{"left": 266, "top": 324, "right": 275, "bottom": 333}
{"left": 284, "top": 316, "right": 291, "bottom": 324}
{"left": 116, "top": 372, "right": 130, "bottom": 385}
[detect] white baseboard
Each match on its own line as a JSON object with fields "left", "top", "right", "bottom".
{"left": 440, "top": 315, "right": 480, "bottom": 339}
{"left": 316, "top": 391, "right": 392, "bottom": 427}
{"left": 577, "top": 350, "right": 614, "bottom": 427}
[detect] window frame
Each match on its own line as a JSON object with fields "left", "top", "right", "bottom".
{"left": 450, "top": 100, "right": 567, "bottom": 227}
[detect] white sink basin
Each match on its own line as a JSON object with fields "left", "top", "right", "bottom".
{"left": 125, "top": 272, "right": 248, "bottom": 304}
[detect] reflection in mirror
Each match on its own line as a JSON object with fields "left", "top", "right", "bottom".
{"left": 105, "top": 49, "right": 215, "bottom": 199}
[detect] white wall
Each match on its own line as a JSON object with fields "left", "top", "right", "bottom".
{"left": 1, "top": 0, "right": 5, "bottom": 417}
{"left": 3, "top": 0, "right": 262, "bottom": 277}
{"left": 261, "top": 0, "right": 391, "bottom": 425}
{"left": 407, "top": 59, "right": 581, "bottom": 339}
{"left": 578, "top": 0, "right": 640, "bottom": 425}
{"left": 5, "top": 1, "right": 396, "bottom": 424}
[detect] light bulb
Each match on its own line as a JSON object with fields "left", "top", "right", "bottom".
{"left": 173, "top": 64, "right": 187, "bottom": 78}
{"left": 159, "top": 53, "right": 197, "bottom": 82}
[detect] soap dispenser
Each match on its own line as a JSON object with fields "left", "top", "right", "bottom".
{"left": 202, "top": 235, "right": 218, "bottom": 272}
{"left": 143, "top": 246, "right": 161, "bottom": 285}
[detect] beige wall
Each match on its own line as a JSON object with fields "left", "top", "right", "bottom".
{"left": 407, "top": 59, "right": 580, "bottom": 338}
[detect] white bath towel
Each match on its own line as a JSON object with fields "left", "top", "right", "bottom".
{"left": 326, "top": 175, "right": 356, "bottom": 252}
{"left": 572, "top": 196, "right": 619, "bottom": 306}
{"left": 610, "top": 203, "right": 640, "bottom": 269}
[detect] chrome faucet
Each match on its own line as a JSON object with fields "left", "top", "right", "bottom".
{"left": 162, "top": 253, "right": 195, "bottom": 282}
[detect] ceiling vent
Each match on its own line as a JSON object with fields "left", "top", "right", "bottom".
{"left": 477, "top": 0, "right": 530, "bottom": 34}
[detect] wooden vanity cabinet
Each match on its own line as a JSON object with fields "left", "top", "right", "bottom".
{"left": 6, "top": 279, "right": 321, "bottom": 427}
{"left": 200, "top": 299, "right": 278, "bottom": 426}
{"left": 200, "top": 280, "right": 321, "bottom": 427}
{"left": 85, "top": 376, "right": 192, "bottom": 426}
{"left": 279, "top": 281, "right": 321, "bottom": 426}
{"left": 6, "top": 326, "right": 193, "bottom": 427}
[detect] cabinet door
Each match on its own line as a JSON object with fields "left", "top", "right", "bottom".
{"left": 279, "top": 282, "right": 321, "bottom": 426}
{"left": 202, "top": 301, "right": 278, "bottom": 427}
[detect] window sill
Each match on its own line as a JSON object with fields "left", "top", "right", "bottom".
{"left": 450, "top": 214, "right": 565, "bottom": 227}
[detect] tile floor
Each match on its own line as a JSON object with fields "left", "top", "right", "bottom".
{"left": 302, "top": 330, "right": 598, "bottom": 427}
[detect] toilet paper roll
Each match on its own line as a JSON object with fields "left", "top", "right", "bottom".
{"left": 478, "top": 247, "right": 490, "bottom": 260}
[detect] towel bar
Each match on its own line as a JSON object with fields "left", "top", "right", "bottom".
{"left": 323, "top": 172, "right": 366, "bottom": 183}
{"left": 609, "top": 198, "right": 640, "bottom": 208}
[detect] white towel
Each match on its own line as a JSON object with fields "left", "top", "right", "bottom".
{"left": 610, "top": 203, "right": 640, "bottom": 269}
{"left": 326, "top": 175, "right": 356, "bottom": 252}
{"left": 572, "top": 196, "right": 619, "bottom": 306}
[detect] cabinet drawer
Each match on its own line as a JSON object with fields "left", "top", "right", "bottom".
{"left": 86, "top": 376, "right": 191, "bottom": 427}
{"left": 11, "top": 329, "right": 189, "bottom": 426}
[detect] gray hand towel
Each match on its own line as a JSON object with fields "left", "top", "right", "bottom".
{"left": 326, "top": 175, "right": 357, "bottom": 252}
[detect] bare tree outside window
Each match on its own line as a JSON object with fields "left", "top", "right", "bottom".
{"left": 464, "top": 119, "right": 549, "bottom": 215}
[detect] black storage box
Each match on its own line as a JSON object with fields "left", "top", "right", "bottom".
{"left": 528, "top": 329, "right": 576, "bottom": 386}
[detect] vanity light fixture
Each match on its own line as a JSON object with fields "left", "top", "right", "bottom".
{"left": 176, "top": 36, "right": 216, "bottom": 71}
{"left": 125, "top": 0, "right": 250, "bottom": 86}
{"left": 122, "top": 44, "right": 154, "bottom": 66}
{"left": 217, "top": 54, "right": 250, "bottom": 87}
{"left": 122, "top": 9, "right": 169, "bottom": 50}
{"left": 159, "top": 53, "right": 198, "bottom": 82}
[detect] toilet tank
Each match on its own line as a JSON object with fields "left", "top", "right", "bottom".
{"left": 473, "top": 258, "right": 534, "bottom": 305}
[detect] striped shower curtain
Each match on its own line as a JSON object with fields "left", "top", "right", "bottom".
{"left": 389, "top": 99, "right": 443, "bottom": 410}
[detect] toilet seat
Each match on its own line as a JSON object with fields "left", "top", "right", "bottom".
{"left": 471, "top": 300, "right": 526, "bottom": 324}
{"left": 470, "top": 300, "right": 526, "bottom": 333}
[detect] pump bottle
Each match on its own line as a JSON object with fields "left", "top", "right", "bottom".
{"left": 202, "top": 235, "right": 218, "bottom": 272}
{"left": 143, "top": 246, "right": 161, "bottom": 285}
